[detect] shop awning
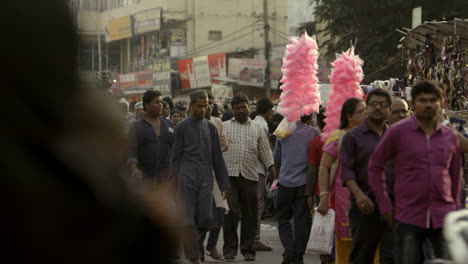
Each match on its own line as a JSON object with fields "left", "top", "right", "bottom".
{"left": 400, "top": 19, "right": 468, "bottom": 50}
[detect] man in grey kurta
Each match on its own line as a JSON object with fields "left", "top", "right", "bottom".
{"left": 170, "top": 90, "right": 230, "bottom": 264}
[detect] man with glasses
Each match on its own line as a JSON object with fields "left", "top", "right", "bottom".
{"left": 369, "top": 81, "right": 461, "bottom": 263}
{"left": 340, "top": 88, "right": 394, "bottom": 264}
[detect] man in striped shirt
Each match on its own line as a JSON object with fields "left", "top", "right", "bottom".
{"left": 222, "top": 96, "right": 274, "bottom": 261}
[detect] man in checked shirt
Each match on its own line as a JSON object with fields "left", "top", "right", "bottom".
{"left": 222, "top": 95, "right": 275, "bottom": 262}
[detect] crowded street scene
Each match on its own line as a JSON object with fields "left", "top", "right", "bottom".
{"left": 3, "top": 0, "right": 468, "bottom": 264}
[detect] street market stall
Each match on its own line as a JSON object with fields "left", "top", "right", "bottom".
{"left": 400, "top": 19, "right": 468, "bottom": 110}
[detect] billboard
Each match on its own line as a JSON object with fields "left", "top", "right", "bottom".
{"left": 133, "top": 8, "right": 161, "bottom": 35}
{"left": 238, "top": 59, "right": 267, "bottom": 87}
{"left": 178, "top": 53, "right": 227, "bottom": 89}
{"left": 178, "top": 56, "right": 210, "bottom": 89}
{"left": 118, "top": 70, "right": 153, "bottom": 94}
{"left": 208, "top": 53, "right": 226, "bottom": 84}
{"left": 105, "top": 16, "right": 132, "bottom": 42}
{"left": 211, "top": 84, "right": 233, "bottom": 101}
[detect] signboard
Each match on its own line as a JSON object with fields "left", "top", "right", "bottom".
{"left": 153, "top": 58, "right": 172, "bottom": 96}
{"left": 133, "top": 8, "right": 161, "bottom": 35}
{"left": 177, "top": 58, "right": 194, "bottom": 89}
{"left": 211, "top": 84, "right": 233, "bottom": 101}
{"left": 118, "top": 70, "right": 153, "bottom": 94}
{"left": 238, "top": 59, "right": 267, "bottom": 87}
{"left": 178, "top": 54, "right": 227, "bottom": 89}
{"left": 192, "top": 56, "right": 212, "bottom": 88}
{"left": 105, "top": 16, "right": 132, "bottom": 42}
{"left": 178, "top": 56, "right": 211, "bottom": 89}
{"left": 228, "top": 58, "right": 242, "bottom": 78}
{"left": 208, "top": 53, "right": 227, "bottom": 84}
{"left": 270, "top": 59, "right": 282, "bottom": 80}
{"left": 169, "top": 29, "right": 186, "bottom": 46}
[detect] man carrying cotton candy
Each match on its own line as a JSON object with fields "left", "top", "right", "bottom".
{"left": 275, "top": 32, "right": 321, "bottom": 264}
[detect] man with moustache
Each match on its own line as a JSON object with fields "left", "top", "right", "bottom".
{"left": 222, "top": 95, "right": 274, "bottom": 261}
{"left": 369, "top": 81, "right": 462, "bottom": 263}
{"left": 340, "top": 88, "right": 394, "bottom": 264}
{"left": 170, "top": 90, "right": 230, "bottom": 264}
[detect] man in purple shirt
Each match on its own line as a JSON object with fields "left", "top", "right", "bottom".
{"left": 369, "top": 81, "right": 462, "bottom": 263}
{"left": 340, "top": 89, "right": 394, "bottom": 264}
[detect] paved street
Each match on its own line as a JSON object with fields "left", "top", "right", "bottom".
{"left": 179, "top": 220, "right": 321, "bottom": 264}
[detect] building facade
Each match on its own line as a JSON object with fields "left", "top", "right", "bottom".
{"left": 74, "top": 0, "right": 289, "bottom": 98}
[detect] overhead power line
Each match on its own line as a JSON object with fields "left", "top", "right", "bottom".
{"left": 182, "top": 20, "right": 261, "bottom": 57}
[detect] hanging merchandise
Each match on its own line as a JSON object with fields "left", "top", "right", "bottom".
{"left": 401, "top": 20, "right": 467, "bottom": 111}
{"left": 322, "top": 46, "right": 364, "bottom": 142}
{"left": 277, "top": 32, "right": 321, "bottom": 123}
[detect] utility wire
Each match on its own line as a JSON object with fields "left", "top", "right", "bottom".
{"left": 363, "top": 56, "right": 403, "bottom": 81}
{"left": 270, "top": 30, "right": 291, "bottom": 43}
{"left": 183, "top": 28, "right": 258, "bottom": 57}
{"left": 182, "top": 20, "right": 261, "bottom": 57}
{"left": 269, "top": 26, "right": 291, "bottom": 38}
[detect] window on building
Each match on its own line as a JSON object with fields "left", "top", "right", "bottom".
{"left": 81, "top": 0, "right": 98, "bottom": 10}
{"left": 208, "top": 31, "right": 222, "bottom": 41}
{"left": 80, "top": 0, "right": 109, "bottom": 11}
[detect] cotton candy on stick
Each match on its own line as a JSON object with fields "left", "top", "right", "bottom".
{"left": 278, "top": 32, "right": 321, "bottom": 122}
{"left": 322, "top": 47, "right": 364, "bottom": 142}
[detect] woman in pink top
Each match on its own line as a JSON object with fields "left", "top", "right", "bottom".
{"left": 316, "top": 98, "right": 366, "bottom": 264}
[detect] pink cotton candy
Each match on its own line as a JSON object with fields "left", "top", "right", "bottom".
{"left": 278, "top": 32, "right": 321, "bottom": 122}
{"left": 322, "top": 47, "right": 365, "bottom": 142}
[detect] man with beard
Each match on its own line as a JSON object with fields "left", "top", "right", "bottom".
{"left": 222, "top": 96, "right": 274, "bottom": 261}
{"left": 369, "top": 81, "right": 461, "bottom": 263}
{"left": 340, "top": 88, "right": 394, "bottom": 264}
{"left": 170, "top": 90, "right": 230, "bottom": 264}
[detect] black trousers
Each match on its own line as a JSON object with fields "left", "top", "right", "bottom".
{"left": 394, "top": 221, "right": 446, "bottom": 264}
{"left": 199, "top": 207, "right": 225, "bottom": 253}
{"left": 348, "top": 199, "right": 394, "bottom": 264}
{"left": 223, "top": 176, "right": 258, "bottom": 257}
{"left": 277, "top": 184, "right": 312, "bottom": 261}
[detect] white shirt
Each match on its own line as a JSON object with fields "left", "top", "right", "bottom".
{"left": 223, "top": 118, "right": 274, "bottom": 181}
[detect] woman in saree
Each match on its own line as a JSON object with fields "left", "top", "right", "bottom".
{"left": 316, "top": 98, "right": 366, "bottom": 264}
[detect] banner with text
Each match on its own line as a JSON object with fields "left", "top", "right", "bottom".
{"left": 208, "top": 53, "right": 227, "bottom": 84}
{"left": 153, "top": 58, "right": 171, "bottom": 95}
{"left": 133, "top": 8, "right": 161, "bottom": 35}
{"left": 178, "top": 56, "right": 211, "bottom": 89}
{"left": 105, "top": 16, "right": 132, "bottom": 42}
{"left": 211, "top": 84, "right": 233, "bottom": 102}
{"left": 238, "top": 59, "right": 267, "bottom": 87}
{"left": 118, "top": 70, "right": 153, "bottom": 94}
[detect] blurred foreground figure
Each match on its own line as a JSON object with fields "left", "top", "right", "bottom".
{"left": 1, "top": 1, "right": 179, "bottom": 263}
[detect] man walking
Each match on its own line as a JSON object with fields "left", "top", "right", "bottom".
{"left": 253, "top": 97, "right": 275, "bottom": 252}
{"left": 369, "top": 81, "right": 462, "bottom": 263}
{"left": 222, "top": 95, "right": 274, "bottom": 261}
{"left": 198, "top": 91, "right": 229, "bottom": 261}
{"left": 274, "top": 114, "right": 320, "bottom": 264}
{"left": 128, "top": 90, "right": 174, "bottom": 183}
{"left": 388, "top": 98, "right": 409, "bottom": 125}
{"left": 340, "top": 88, "right": 394, "bottom": 264}
{"left": 170, "top": 90, "right": 230, "bottom": 264}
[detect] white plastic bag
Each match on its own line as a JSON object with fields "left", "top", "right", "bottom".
{"left": 307, "top": 209, "right": 335, "bottom": 254}
{"left": 273, "top": 118, "right": 297, "bottom": 140}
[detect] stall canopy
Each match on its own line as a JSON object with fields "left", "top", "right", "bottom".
{"left": 400, "top": 19, "right": 468, "bottom": 50}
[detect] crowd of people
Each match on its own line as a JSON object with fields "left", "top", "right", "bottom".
{"left": 124, "top": 81, "right": 467, "bottom": 264}
{"left": 5, "top": 1, "right": 468, "bottom": 264}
